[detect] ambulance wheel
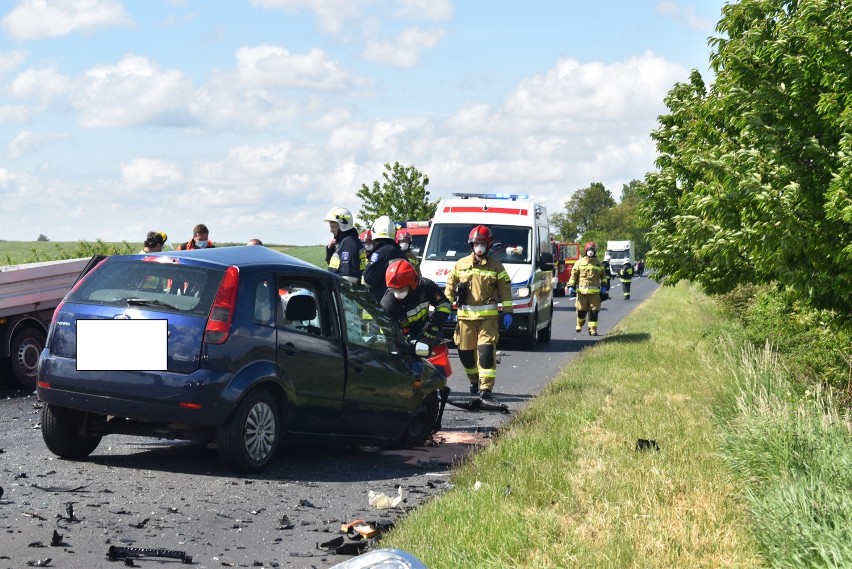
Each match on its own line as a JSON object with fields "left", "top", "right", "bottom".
{"left": 523, "top": 315, "right": 538, "bottom": 350}
{"left": 538, "top": 308, "right": 553, "bottom": 343}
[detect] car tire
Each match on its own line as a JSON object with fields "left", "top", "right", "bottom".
{"left": 10, "top": 327, "right": 45, "bottom": 389}
{"left": 41, "top": 404, "right": 102, "bottom": 459}
{"left": 399, "top": 392, "right": 439, "bottom": 447}
{"left": 218, "top": 389, "right": 280, "bottom": 472}
{"left": 523, "top": 314, "right": 538, "bottom": 350}
{"left": 538, "top": 307, "right": 553, "bottom": 343}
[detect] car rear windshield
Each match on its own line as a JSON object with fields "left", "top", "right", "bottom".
{"left": 67, "top": 259, "right": 224, "bottom": 317}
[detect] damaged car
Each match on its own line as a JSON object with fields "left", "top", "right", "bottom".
{"left": 36, "top": 246, "right": 449, "bottom": 472}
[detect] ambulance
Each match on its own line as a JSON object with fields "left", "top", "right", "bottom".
{"left": 420, "top": 193, "right": 555, "bottom": 349}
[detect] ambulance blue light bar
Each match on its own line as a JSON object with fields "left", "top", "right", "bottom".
{"left": 452, "top": 192, "right": 529, "bottom": 201}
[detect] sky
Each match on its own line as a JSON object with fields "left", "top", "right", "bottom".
{"left": 0, "top": 0, "right": 727, "bottom": 247}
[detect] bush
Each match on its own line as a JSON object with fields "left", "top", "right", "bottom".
{"left": 718, "top": 285, "right": 852, "bottom": 402}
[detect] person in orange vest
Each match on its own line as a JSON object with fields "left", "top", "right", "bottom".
{"left": 176, "top": 224, "right": 215, "bottom": 250}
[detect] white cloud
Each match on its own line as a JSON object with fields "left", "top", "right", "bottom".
{"left": 250, "top": 0, "right": 375, "bottom": 35}
{"left": 393, "top": 0, "right": 452, "bottom": 21}
{"left": 363, "top": 26, "right": 446, "bottom": 68}
{"left": 234, "top": 45, "right": 354, "bottom": 90}
{"left": 1, "top": 0, "right": 133, "bottom": 40}
{"left": 120, "top": 158, "right": 184, "bottom": 191}
{"left": 10, "top": 67, "right": 69, "bottom": 105}
{"left": 74, "top": 55, "right": 196, "bottom": 128}
{"left": 656, "top": 0, "right": 715, "bottom": 32}
{"left": 8, "top": 130, "right": 69, "bottom": 159}
{"left": 0, "top": 50, "right": 26, "bottom": 74}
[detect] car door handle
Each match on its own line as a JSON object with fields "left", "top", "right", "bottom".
{"left": 279, "top": 343, "right": 298, "bottom": 357}
{"left": 350, "top": 360, "right": 365, "bottom": 373}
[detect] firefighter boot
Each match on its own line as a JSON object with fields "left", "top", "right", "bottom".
{"left": 576, "top": 310, "right": 587, "bottom": 333}
{"left": 589, "top": 324, "right": 598, "bottom": 336}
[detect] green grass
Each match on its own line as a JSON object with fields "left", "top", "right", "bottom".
{"left": 385, "top": 282, "right": 763, "bottom": 568}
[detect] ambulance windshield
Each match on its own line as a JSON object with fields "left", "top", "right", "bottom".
{"left": 425, "top": 224, "right": 531, "bottom": 263}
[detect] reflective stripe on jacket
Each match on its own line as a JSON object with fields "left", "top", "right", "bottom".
{"left": 444, "top": 254, "right": 512, "bottom": 320}
{"left": 569, "top": 256, "right": 605, "bottom": 294}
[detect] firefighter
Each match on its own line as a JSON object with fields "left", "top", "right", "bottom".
{"left": 396, "top": 230, "right": 420, "bottom": 269}
{"left": 324, "top": 207, "right": 365, "bottom": 284}
{"left": 619, "top": 260, "right": 634, "bottom": 299}
{"left": 444, "top": 225, "right": 513, "bottom": 399}
{"left": 568, "top": 241, "right": 607, "bottom": 336}
{"left": 363, "top": 215, "right": 407, "bottom": 301}
{"left": 381, "top": 259, "right": 451, "bottom": 346}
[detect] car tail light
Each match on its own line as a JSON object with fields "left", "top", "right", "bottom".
{"left": 204, "top": 266, "right": 239, "bottom": 344}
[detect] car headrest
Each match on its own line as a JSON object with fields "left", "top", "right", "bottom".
{"left": 284, "top": 294, "right": 317, "bottom": 321}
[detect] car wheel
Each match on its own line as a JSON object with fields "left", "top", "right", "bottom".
{"left": 537, "top": 307, "right": 553, "bottom": 343}
{"left": 10, "top": 327, "right": 45, "bottom": 389}
{"left": 523, "top": 314, "right": 538, "bottom": 350}
{"left": 399, "top": 392, "right": 439, "bottom": 447}
{"left": 218, "top": 389, "right": 280, "bottom": 472}
{"left": 41, "top": 404, "right": 103, "bottom": 459}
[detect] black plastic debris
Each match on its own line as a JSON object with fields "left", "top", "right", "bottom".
{"left": 106, "top": 546, "right": 193, "bottom": 564}
{"left": 277, "top": 515, "right": 294, "bottom": 530}
{"left": 636, "top": 439, "right": 660, "bottom": 451}
{"left": 28, "top": 541, "right": 45, "bottom": 548}
{"left": 26, "top": 559, "right": 52, "bottom": 567}
{"left": 128, "top": 517, "right": 150, "bottom": 529}
{"left": 50, "top": 530, "right": 65, "bottom": 547}
{"left": 446, "top": 397, "right": 510, "bottom": 413}
{"left": 298, "top": 499, "right": 317, "bottom": 508}
{"left": 123, "top": 558, "right": 140, "bottom": 567}
{"left": 32, "top": 483, "right": 91, "bottom": 493}
{"left": 318, "top": 536, "right": 368, "bottom": 556}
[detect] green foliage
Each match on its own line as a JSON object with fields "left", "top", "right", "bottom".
{"left": 717, "top": 285, "right": 852, "bottom": 397}
{"left": 356, "top": 162, "right": 437, "bottom": 225}
{"left": 642, "top": 0, "right": 852, "bottom": 313}
{"left": 36, "top": 234, "right": 49, "bottom": 242}
{"left": 2, "top": 240, "right": 135, "bottom": 264}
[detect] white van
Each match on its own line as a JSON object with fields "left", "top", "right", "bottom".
{"left": 420, "top": 193, "right": 554, "bottom": 349}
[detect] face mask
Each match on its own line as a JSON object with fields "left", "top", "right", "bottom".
{"left": 400, "top": 242, "right": 410, "bottom": 251}
{"left": 586, "top": 249, "right": 595, "bottom": 257}
{"left": 392, "top": 288, "right": 409, "bottom": 300}
{"left": 365, "top": 244, "right": 374, "bottom": 252}
{"left": 196, "top": 240, "right": 209, "bottom": 248}
{"left": 473, "top": 244, "right": 487, "bottom": 256}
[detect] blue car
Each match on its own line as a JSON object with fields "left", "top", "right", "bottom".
{"left": 37, "top": 246, "right": 448, "bottom": 472}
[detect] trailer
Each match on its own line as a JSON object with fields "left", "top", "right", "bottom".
{"left": 0, "top": 257, "right": 92, "bottom": 387}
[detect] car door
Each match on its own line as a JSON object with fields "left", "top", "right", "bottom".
{"left": 337, "top": 281, "right": 415, "bottom": 437}
{"left": 275, "top": 274, "right": 346, "bottom": 434}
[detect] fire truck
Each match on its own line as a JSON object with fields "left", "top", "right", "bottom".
{"left": 551, "top": 241, "right": 580, "bottom": 296}
{"left": 395, "top": 220, "right": 431, "bottom": 261}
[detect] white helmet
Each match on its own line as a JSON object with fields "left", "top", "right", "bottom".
{"left": 371, "top": 215, "right": 396, "bottom": 240}
{"left": 324, "top": 207, "right": 354, "bottom": 232}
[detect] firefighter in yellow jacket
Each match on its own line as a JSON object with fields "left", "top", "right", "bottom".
{"left": 444, "top": 225, "right": 513, "bottom": 399}
{"left": 568, "top": 241, "right": 608, "bottom": 336}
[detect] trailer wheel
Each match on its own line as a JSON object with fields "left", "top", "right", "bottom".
{"left": 10, "top": 327, "right": 46, "bottom": 388}
{"left": 42, "top": 404, "right": 103, "bottom": 459}
{"left": 218, "top": 389, "right": 280, "bottom": 472}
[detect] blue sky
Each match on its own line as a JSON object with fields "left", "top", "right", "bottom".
{"left": 0, "top": 0, "right": 726, "bottom": 247}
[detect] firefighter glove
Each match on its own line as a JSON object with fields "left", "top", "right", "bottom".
{"left": 567, "top": 286, "right": 575, "bottom": 296}
{"left": 600, "top": 285, "right": 608, "bottom": 294}
{"left": 502, "top": 314, "right": 513, "bottom": 329}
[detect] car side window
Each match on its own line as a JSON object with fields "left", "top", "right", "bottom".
{"left": 277, "top": 278, "right": 326, "bottom": 337}
{"left": 338, "top": 283, "right": 398, "bottom": 352}
{"left": 252, "top": 275, "right": 275, "bottom": 327}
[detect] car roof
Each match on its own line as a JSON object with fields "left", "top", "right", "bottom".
{"left": 140, "top": 246, "right": 323, "bottom": 273}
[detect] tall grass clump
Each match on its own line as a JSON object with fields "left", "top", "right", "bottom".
{"left": 714, "top": 339, "right": 852, "bottom": 568}
{"left": 717, "top": 284, "right": 851, "bottom": 402}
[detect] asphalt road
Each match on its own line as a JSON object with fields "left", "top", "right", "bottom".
{"left": 0, "top": 275, "right": 657, "bottom": 569}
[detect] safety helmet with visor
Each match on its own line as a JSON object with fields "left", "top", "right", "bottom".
{"left": 468, "top": 225, "right": 493, "bottom": 256}
{"left": 324, "top": 207, "right": 354, "bottom": 232}
{"left": 371, "top": 215, "right": 396, "bottom": 240}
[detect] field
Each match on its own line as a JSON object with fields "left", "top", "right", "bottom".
{"left": 0, "top": 241, "right": 327, "bottom": 269}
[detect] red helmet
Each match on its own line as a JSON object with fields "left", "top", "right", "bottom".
{"left": 396, "top": 230, "right": 411, "bottom": 244}
{"left": 468, "top": 225, "right": 493, "bottom": 249}
{"left": 385, "top": 259, "right": 419, "bottom": 290}
{"left": 584, "top": 241, "right": 596, "bottom": 253}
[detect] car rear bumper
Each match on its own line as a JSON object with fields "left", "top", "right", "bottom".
{"left": 37, "top": 352, "right": 232, "bottom": 426}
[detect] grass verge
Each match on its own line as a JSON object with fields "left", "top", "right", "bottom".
{"left": 384, "top": 282, "right": 762, "bottom": 568}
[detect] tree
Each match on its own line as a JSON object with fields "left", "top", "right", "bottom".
{"left": 549, "top": 182, "right": 615, "bottom": 242}
{"left": 37, "top": 234, "right": 49, "bottom": 242}
{"left": 356, "top": 162, "right": 438, "bottom": 225}
{"left": 642, "top": 0, "right": 852, "bottom": 313}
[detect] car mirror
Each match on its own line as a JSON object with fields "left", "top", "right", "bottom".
{"left": 539, "top": 251, "right": 554, "bottom": 271}
{"left": 413, "top": 342, "right": 430, "bottom": 357}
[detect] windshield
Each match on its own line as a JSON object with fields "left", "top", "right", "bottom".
{"left": 607, "top": 250, "right": 631, "bottom": 262}
{"left": 410, "top": 234, "right": 427, "bottom": 258}
{"left": 425, "top": 224, "right": 531, "bottom": 264}
{"left": 68, "top": 260, "right": 223, "bottom": 316}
